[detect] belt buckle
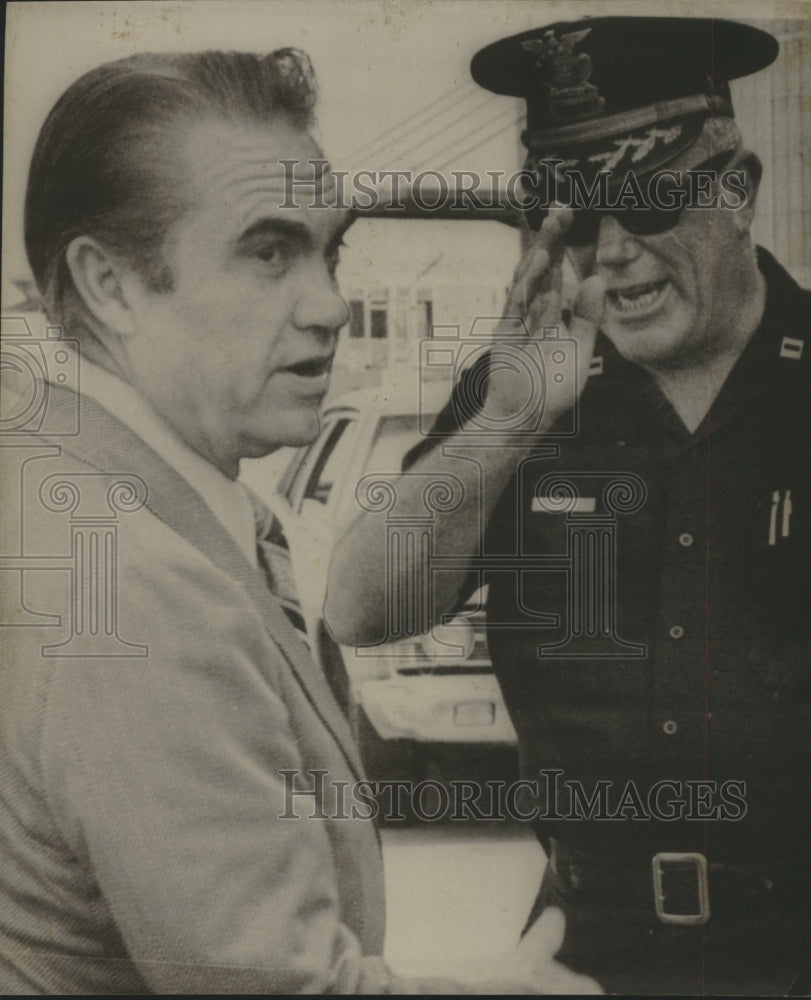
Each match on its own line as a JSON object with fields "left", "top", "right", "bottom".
{"left": 652, "top": 852, "right": 710, "bottom": 926}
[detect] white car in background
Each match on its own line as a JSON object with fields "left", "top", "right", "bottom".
{"left": 272, "top": 385, "right": 517, "bottom": 781}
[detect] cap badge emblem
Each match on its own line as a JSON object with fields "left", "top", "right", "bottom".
{"left": 522, "top": 28, "right": 605, "bottom": 121}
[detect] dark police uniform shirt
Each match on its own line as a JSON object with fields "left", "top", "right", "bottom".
{"left": 407, "top": 248, "right": 809, "bottom": 863}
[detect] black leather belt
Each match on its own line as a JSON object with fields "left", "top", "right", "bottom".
{"left": 548, "top": 838, "right": 805, "bottom": 926}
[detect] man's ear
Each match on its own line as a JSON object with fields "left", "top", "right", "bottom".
{"left": 64, "top": 236, "right": 138, "bottom": 336}
{"left": 729, "top": 151, "right": 763, "bottom": 234}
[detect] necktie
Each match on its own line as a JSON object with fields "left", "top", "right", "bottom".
{"left": 250, "top": 495, "right": 309, "bottom": 645}
{"left": 247, "top": 488, "right": 350, "bottom": 714}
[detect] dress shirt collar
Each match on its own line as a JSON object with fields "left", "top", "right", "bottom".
{"left": 55, "top": 349, "right": 257, "bottom": 566}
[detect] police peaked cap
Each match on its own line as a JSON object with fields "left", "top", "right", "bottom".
{"left": 471, "top": 17, "right": 779, "bottom": 181}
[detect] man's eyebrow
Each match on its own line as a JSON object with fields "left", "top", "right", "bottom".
{"left": 328, "top": 214, "right": 357, "bottom": 247}
{"left": 236, "top": 217, "right": 315, "bottom": 251}
{"left": 236, "top": 213, "right": 356, "bottom": 253}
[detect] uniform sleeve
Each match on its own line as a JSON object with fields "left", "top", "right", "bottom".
{"left": 402, "top": 355, "right": 497, "bottom": 612}
{"left": 402, "top": 354, "right": 492, "bottom": 470}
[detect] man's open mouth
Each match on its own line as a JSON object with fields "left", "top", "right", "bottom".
{"left": 282, "top": 356, "right": 333, "bottom": 377}
{"left": 606, "top": 279, "right": 670, "bottom": 314}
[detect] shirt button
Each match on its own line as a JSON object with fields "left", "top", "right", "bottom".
{"left": 669, "top": 625, "right": 684, "bottom": 639}
{"left": 662, "top": 720, "right": 678, "bottom": 735}
{"left": 679, "top": 533, "right": 694, "bottom": 547}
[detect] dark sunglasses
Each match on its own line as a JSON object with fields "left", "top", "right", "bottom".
{"left": 525, "top": 150, "right": 738, "bottom": 246}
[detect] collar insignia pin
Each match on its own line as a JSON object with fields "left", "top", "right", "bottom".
{"left": 779, "top": 336, "right": 803, "bottom": 360}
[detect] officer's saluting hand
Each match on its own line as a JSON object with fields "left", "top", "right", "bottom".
{"left": 482, "top": 206, "right": 604, "bottom": 435}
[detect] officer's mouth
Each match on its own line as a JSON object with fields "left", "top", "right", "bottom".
{"left": 606, "top": 279, "right": 671, "bottom": 319}
{"left": 279, "top": 355, "right": 334, "bottom": 379}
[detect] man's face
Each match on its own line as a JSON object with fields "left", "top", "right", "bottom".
{"left": 122, "top": 116, "right": 350, "bottom": 477}
{"left": 569, "top": 181, "right": 754, "bottom": 371}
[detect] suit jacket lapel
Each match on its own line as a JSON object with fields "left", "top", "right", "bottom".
{"left": 41, "top": 384, "right": 365, "bottom": 780}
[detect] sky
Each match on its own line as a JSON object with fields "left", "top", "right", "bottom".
{"left": 3, "top": 0, "right": 808, "bottom": 304}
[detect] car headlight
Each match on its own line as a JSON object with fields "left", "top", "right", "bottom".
{"left": 418, "top": 620, "right": 475, "bottom": 661}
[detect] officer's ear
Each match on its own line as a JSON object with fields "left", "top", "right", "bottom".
{"left": 728, "top": 151, "right": 762, "bottom": 235}
{"left": 64, "top": 236, "right": 138, "bottom": 338}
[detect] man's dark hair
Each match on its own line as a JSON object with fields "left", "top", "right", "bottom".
{"left": 24, "top": 49, "right": 318, "bottom": 331}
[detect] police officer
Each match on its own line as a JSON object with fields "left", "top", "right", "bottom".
{"left": 326, "top": 16, "right": 810, "bottom": 995}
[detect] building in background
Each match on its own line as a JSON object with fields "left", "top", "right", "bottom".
{"left": 330, "top": 218, "right": 520, "bottom": 396}
{"left": 733, "top": 20, "right": 809, "bottom": 287}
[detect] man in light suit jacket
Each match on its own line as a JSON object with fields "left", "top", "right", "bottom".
{"left": 0, "top": 49, "right": 599, "bottom": 994}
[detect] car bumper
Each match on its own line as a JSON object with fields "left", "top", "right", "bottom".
{"left": 358, "top": 674, "right": 517, "bottom": 744}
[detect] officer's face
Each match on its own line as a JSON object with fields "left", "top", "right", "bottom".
{"left": 569, "top": 187, "right": 755, "bottom": 371}
{"left": 121, "top": 115, "right": 350, "bottom": 478}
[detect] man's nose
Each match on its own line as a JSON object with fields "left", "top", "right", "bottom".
{"left": 292, "top": 267, "right": 350, "bottom": 333}
{"left": 595, "top": 215, "right": 642, "bottom": 268}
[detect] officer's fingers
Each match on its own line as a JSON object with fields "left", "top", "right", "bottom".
{"left": 519, "top": 206, "right": 569, "bottom": 267}
{"left": 505, "top": 245, "right": 550, "bottom": 319}
{"left": 527, "top": 289, "right": 562, "bottom": 334}
{"left": 537, "top": 204, "right": 573, "bottom": 259}
{"left": 569, "top": 274, "right": 605, "bottom": 341}
{"left": 518, "top": 906, "right": 567, "bottom": 961}
{"left": 523, "top": 209, "right": 570, "bottom": 287}
{"left": 510, "top": 205, "right": 570, "bottom": 293}
{"left": 537, "top": 206, "right": 573, "bottom": 293}
{"left": 508, "top": 252, "right": 566, "bottom": 323}
{"left": 562, "top": 276, "right": 604, "bottom": 391}
{"left": 545, "top": 203, "right": 574, "bottom": 245}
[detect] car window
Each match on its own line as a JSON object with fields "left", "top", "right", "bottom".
{"left": 281, "top": 415, "right": 355, "bottom": 514}
{"left": 301, "top": 417, "right": 357, "bottom": 508}
{"left": 277, "top": 444, "right": 310, "bottom": 504}
{"left": 283, "top": 406, "right": 441, "bottom": 523}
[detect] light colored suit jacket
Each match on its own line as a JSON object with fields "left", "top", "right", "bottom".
{"left": 0, "top": 384, "right": 418, "bottom": 993}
